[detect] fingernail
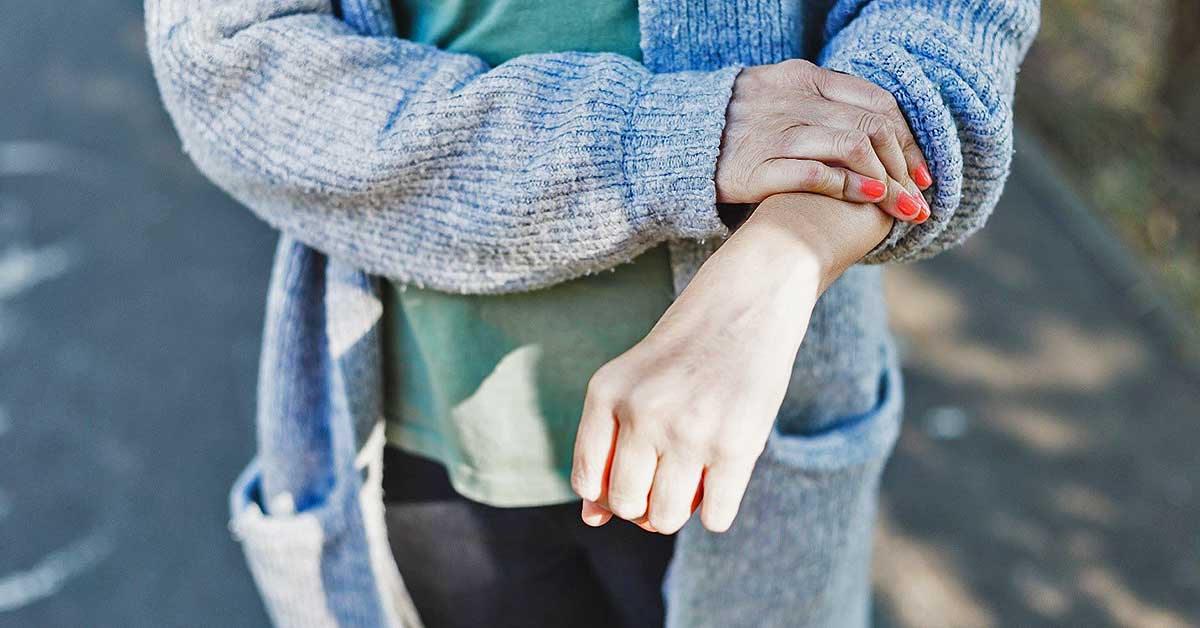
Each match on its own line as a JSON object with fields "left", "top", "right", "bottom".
{"left": 582, "top": 501, "right": 606, "bottom": 526}
{"left": 912, "top": 163, "right": 933, "bottom": 189}
{"left": 860, "top": 178, "right": 887, "bottom": 200}
{"left": 916, "top": 206, "right": 930, "bottom": 223}
{"left": 896, "top": 193, "right": 923, "bottom": 220}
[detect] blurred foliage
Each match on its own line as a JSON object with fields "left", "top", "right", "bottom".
{"left": 1016, "top": 0, "right": 1200, "bottom": 322}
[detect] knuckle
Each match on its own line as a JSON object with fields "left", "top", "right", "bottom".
{"left": 798, "top": 162, "right": 826, "bottom": 190}
{"left": 869, "top": 87, "right": 900, "bottom": 113}
{"left": 623, "top": 393, "right": 663, "bottom": 424}
{"left": 712, "top": 439, "right": 760, "bottom": 463}
{"left": 858, "top": 112, "right": 890, "bottom": 138}
{"left": 585, "top": 369, "right": 619, "bottom": 404}
{"left": 608, "top": 495, "right": 647, "bottom": 520}
{"left": 838, "top": 130, "right": 871, "bottom": 162}
{"left": 570, "top": 459, "right": 593, "bottom": 491}
{"left": 623, "top": 382, "right": 682, "bottom": 423}
{"left": 777, "top": 57, "right": 816, "bottom": 85}
{"left": 662, "top": 420, "right": 707, "bottom": 451}
{"left": 649, "top": 511, "right": 686, "bottom": 534}
{"left": 779, "top": 58, "right": 815, "bottom": 79}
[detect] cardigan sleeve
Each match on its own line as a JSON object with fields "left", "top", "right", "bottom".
{"left": 145, "top": 0, "right": 738, "bottom": 294}
{"left": 819, "top": 0, "right": 1040, "bottom": 263}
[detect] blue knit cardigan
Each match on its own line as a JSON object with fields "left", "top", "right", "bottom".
{"left": 146, "top": 1, "right": 1037, "bottom": 626}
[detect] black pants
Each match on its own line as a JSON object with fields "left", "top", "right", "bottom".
{"left": 383, "top": 447, "right": 676, "bottom": 628}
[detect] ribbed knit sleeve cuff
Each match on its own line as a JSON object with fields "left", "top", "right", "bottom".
{"left": 621, "top": 65, "right": 743, "bottom": 242}
{"left": 819, "top": 1, "right": 1037, "bottom": 264}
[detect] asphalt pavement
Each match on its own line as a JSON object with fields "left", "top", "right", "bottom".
{"left": 2, "top": 2, "right": 1196, "bottom": 627}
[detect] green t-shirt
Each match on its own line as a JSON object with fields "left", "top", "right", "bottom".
{"left": 385, "top": 0, "right": 672, "bottom": 507}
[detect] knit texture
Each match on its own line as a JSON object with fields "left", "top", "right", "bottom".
{"left": 148, "top": 0, "right": 1036, "bottom": 293}
{"left": 145, "top": 0, "right": 1038, "bottom": 626}
{"left": 148, "top": 0, "right": 737, "bottom": 293}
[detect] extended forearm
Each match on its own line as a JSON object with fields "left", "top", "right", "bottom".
{"left": 573, "top": 195, "right": 892, "bottom": 535}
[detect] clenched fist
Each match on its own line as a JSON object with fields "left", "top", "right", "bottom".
{"left": 571, "top": 193, "right": 894, "bottom": 534}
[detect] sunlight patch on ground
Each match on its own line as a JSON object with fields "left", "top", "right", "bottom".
{"left": 887, "top": 264, "right": 1147, "bottom": 393}
{"left": 873, "top": 504, "right": 997, "bottom": 628}
{"left": 922, "top": 318, "right": 1144, "bottom": 392}
{"left": 883, "top": 265, "right": 967, "bottom": 334}
{"left": 1078, "top": 566, "right": 1193, "bottom": 628}
{"left": 983, "top": 402, "right": 1092, "bottom": 455}
{"left": 1011, "top": 563, "right": 1073, "bottom": 620}
{"left": 1051, "top": 483, "right": 1120, "bottom": 526}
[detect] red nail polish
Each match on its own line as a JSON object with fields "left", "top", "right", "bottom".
{"left": 916, "top": 206, "right": 930, "bottom": 223}
{"left": 860, "top": 179, "right": 887, "bottom": 200}
{"left": 896, "top": 193, "right": 922, "bottom": 219}
{"left": 913, "top": 163, "right": 933, "bottom": 189}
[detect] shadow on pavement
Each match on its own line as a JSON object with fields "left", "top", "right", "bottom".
{"left": 875, "top": 147, "right": 1200, "bottom": 627}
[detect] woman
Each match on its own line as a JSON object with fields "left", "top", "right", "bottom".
{"left": 146, "top": 0, "right": 1038, "bottom": 626}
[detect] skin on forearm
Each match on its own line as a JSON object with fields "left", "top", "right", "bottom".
{"left": 735, "top": 193, "right": 895, "bottom": 295}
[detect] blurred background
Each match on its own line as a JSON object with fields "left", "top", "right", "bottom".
{"left": 1, "top": 2, "right": 1197, "bottom": 627}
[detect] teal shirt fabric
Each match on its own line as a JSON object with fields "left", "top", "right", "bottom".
{"left": 385, "top": 0, "right": 670, "bottom": 506}
{"left": 392, "top": 0, "right": 642, "bottom": 66}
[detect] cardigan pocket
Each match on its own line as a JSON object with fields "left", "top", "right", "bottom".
{"left": 229, "top": 462, "right": 350, "bottom": 627}
{"left": 228, "top": 458, "right": 423, "bottom": 628}
{"left": 664, "top": 363, "right": 902, "bottom": 628}
{"left": 760, "top": 361, "right": 903, "bottom": 474}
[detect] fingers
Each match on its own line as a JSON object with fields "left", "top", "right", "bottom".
{"left": 571, "top": 384, "right": 619, "bottom": 502}
{"left": 771, "top": 122, "right": 927, "bottom": 222}
{"left": 876, "top": 178, "right": 930, "bottom": 224}
{"left": 780, "top": 126, "right": 887, "bottom": 183}
{"left": 855, "top": 112, "right": 911, "bottom": 190}
{"left": 812, "top": 70, "right": 932, "bottom": 190}
{"left": 754, "top": 160, "right": 923, "bottom": 223}
{"left": 698, "top": 459, "right": 757, "bottom": 533}
{"left": 581, "top": 499, "right": 613, "bottom": 527}
{"left": 646, "top": 456, "right": 704, "bottom": 534}
{"left": 606, "top": 427, "right": 657, "bottom": 521}
{"left": 633, "top": 517, "right": 659, "bottom": 533}
{"left": 754, "top": 159, "right": 873, "bottom": 204}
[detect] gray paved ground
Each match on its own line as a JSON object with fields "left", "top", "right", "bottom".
{"left": 1, "top": 2, "right": 1197, "bottom": 627}
{"left": 875, "top": 152, "right": 1200, "bottom": 626}
{"left": 2, "top": 3, "right": 272, "bottom": 626}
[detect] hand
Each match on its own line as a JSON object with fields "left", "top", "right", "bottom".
{"left": 570, "top": 193, "right": 893, "bottom": 534}
{"left": 715, "top": 59, "right": 933, "bottom": 224}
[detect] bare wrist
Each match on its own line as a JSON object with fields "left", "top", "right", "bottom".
{"left": 739, "top": 193, "right": 893, "bottom": 291}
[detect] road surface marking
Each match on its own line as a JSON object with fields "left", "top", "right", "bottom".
{"left": 0, "top": 528, "right": 115, "bottom": 612}
{"left": 0, "top": 142, "right": 82, "bottom": 177}
{"left": 0, "top": 243, "right": 77, "bottom": 301}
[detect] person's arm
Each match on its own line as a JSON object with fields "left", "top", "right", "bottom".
{"left": 146, "top": 0, "right": 738, "bottom": 293}
{"left": 819, "top": 0, "right": 1040, "bottom": 263}
{"left": 146, "top": 1, "right": 947, "bottom": 294}
{"left": 570, "top": 193, "right": 892, "bottom": 534}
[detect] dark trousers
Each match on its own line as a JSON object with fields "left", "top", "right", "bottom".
{"left": 383, "top": 446, "right": 676, "bottom": 628}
